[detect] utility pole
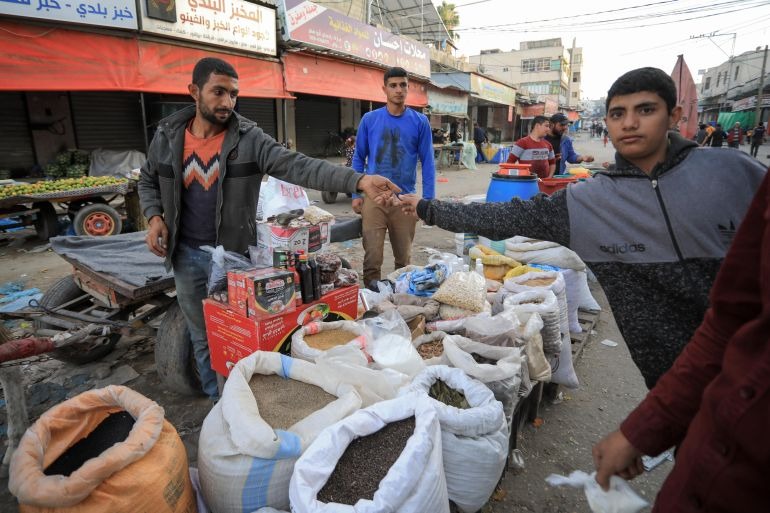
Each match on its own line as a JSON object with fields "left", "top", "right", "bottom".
{"left": 566, "top": 37, "right": 576, "bottom": 111}
{"left": 755, "top": 45, "right": 768, "bottom": 126}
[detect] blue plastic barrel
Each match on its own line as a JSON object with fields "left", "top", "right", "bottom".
{"left": 486, "top": 173, "right": 539, "bottom": 202}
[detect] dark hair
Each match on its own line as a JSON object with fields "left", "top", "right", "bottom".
{"left": 606, "top": 67, "right": 677, "bottom": 113}
{"left": 532, "top": 115, "right": 548, "bottom": 127}
{"left": 192, "top": 57, "right": 238, "bottom": 88}
{"left": 383, "top": 67, "right": 408, "bottom": 84}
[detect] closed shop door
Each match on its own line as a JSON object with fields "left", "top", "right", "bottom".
{"left": 70, "top": 92, "right": 145, "bottom": 151}
{"left": 237, "top": 98, "right": 277, "bottom": 139}
{"left": 0, "top": 93, "right": 35, "bottom": 171}
{"left": 295, "top": 95, "right": 340, "bottom": 156}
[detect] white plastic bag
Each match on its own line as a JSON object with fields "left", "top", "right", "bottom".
{"left": 545, "top": 471, "right": 648, "bottom": 513}
{"left": 257, "top": 176, "right": 310, "bottom": 221}
{"left": 197, "top": 352, "right": 362, "bottom": 513}
{"left": 368, "top": 334, "right": 425, "bottom": 377}
{"left": 433, "top": 271, "right": 487, "bottom": 313}
{"left": 441, "top": 334, "right": 523, "bottom": 428}
{"left": 200, "top": 244, "right": 253, "bottom": 295}
{"left": 289, "top": 393, "right": 450, "bottom": 513}
{"left": 315, "top": 345, "right": 410, "bottom": 407}
{"left": 401, "top": 366, "right": 508, "bottom": 513}
{"left": 359, "top": 309, "right": 411, "bottom": 341}
{"left": 291, "top": 321, "right": 370, "bottom": 363}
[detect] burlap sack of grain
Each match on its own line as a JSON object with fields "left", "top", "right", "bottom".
{"left": 401, "top": 366, "right": 507, "bottom": 513}
{"left": 289, "top": 393, "right": 449, "bottom": 513}
{"left": 9, "top": 386, "right": 196, "bottom": 513}
{"left": 197, "top": 351, "right": 361, "bottom": 513}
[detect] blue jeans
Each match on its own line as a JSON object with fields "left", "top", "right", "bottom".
{"left": 172, "top": 243, "right": 219, "bottom": 399}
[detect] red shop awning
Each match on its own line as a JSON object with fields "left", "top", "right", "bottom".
{"left": 282, "top": 52, "right": 427, "bottom": 107}
{"left": 0, "top": 21, "right": 291, "bottom": 98}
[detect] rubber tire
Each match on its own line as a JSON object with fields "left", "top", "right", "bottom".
{"left": 321, "top": 191, "right": 338, "bottom": 204}
{"left": 73, "top": 203, "right": 122, "bottom": 236}
{"left": 155, "top": 301, "right": 203, "bottom": 396}
{"left": 32, "top": 201, "right": 59, "bottom": 241}
{"left": 35, "top": 276, "right": 122, "bottom": 364}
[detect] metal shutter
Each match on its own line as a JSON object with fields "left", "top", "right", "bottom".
{"left": 0, "top": 93, "right": 35, "bottom": 171}
{"left": 70, "top": 92, "right": 145, "bottom": 151}
{"left": 237, "top": 98, "right": 277, "bottom": 138}
{"left": 295, "top": 95, "right": 340, "bottom": 156}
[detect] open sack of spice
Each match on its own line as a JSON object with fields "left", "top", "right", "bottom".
{"left": 289, "top": 393, "right": 449, "bottom": 513}
{"left": 291, "top": 320, "right": 370, "bottom": 363}
{"left": 400, "top": 366, "right": 508, "bottom": 513}
{"left": 9, "top": 386, "right": 197, "bottom": 513}
{"left": 197, "top": 352, "right": 362, "bottom": 513}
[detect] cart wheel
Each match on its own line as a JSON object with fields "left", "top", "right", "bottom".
{"left": 155, "top": 301, "right": 203, "bottom": 396}
{"left": 73, "top": 203, "right": 122, "bottom": 236}
{"left": 35, "top": 276, "right": 123, "bottom": 364}
{"left": 321, "top": 191, "right": 338, "bottom": 204}
{"left": 32, "top": 201, "right": 59, "bottom": 241}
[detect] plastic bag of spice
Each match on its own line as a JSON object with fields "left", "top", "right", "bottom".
{"left": 289, "top": 393, "right": 449, "bottom": 513}
{"left": 401, "top": 366, "right": 508, "bottom": 513}
{"left": 197, "top": 352, "right": 362, "bottom": 513}
{"left": 9, "top": 386, "right": 197, "bottom": 513}
{"left": 441, "top": 334, "right": 524, "bottom": 431}
{"left": 291, "top": 320, "right": 370, "bottom": 363}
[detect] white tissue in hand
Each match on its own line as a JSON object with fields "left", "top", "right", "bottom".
{"left": 546, "top": 470, "right": 648, "bottom": 513}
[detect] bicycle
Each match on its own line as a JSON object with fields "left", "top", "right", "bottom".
{"left": 322, "top": 131, "right": 346, "bottom": 158}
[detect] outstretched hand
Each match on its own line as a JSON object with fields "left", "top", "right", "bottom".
{"left": 592, "top": 430, "right": 644, "bottom": 491}
{"left": 398, "top": 194, "right": 421, "bottom": 218}
{"left": 357, "top": 175, "right": 401, "bottom": 205}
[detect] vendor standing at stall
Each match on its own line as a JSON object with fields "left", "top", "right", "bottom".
{"left": 545, "top": 113, "right": 594, "bottom": 174}
{"left": 138, "top": 57, "right": 399, "bottom": 400}
{"left": 351, "top": 66, "right": 436, "bottom": 289}
{"left": 397, "top": 67, "right": 766, "bottom": 389}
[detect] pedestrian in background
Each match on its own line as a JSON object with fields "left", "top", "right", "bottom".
{"left": 506, "top": 115, "right": 555, "bottom": 179}
{"left": 473, "top": 121, "right": 488, "bottom": 163}
{"left": 351, "top": 66, "right": 435, "bottom": 289}
{"left": 707, "top": 123, "right": 726, "bottom": 147}
{"left": 727, "top": 121, "right": 743, "bottom": 148}
{"left": 694, "top": 123, "right": 708, "bottom": 145}
{"left": 545, "top": 112, "right": 595, "bottom": 174}
{"left": 750, "top": 122, "right": 765, "bottom": 158}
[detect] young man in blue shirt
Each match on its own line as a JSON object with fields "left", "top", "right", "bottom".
{"left": 545, "top": 112, "right": 594, "bottom": 174}
{"left": 352, "top": 67, "right": 436, "bottom": 286}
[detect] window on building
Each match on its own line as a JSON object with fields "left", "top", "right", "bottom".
{"left": 550, "top": 59, "right": 561, "bottom": 71}
{"left": 572, "top": 92, "right": 578, "bottom": 98}
{"left": 704, "top": 77, "right": 711, "bottom": 90}
{"left": 521, "top": 58, "right": 551, "bottom": 72}
{"left": 572, "top": 53, "right": 582, "bottom": 64}
{"left": 572, "top": 72, "right": 580, "bottom": 82}
{"left": 502, "top": 67, "right": 509, "bottom": 72}
{"left": 734, "top": 66, "right": 740, "bottom": 81}
{"left": 716, "top": 72, "right": 721, "bottom": 87}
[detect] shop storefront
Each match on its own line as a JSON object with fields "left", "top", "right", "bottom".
{"left": 277, "top": 0, "right": 430, "bottom": 156}
{"left": 427, "top": 84, "right": 469, "bottom": 141}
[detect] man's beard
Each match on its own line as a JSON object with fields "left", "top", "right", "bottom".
{"left": 199, "top": 103, "right": 231, "bottom": 125}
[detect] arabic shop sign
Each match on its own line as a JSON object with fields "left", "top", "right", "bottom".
{"left": 469, "top": 74, "right": 515, "bottom": 106}
{"left": 427, "top": 87, "right": 467, "bottom": 116}
{"left": 140, "top": 0, "right": 277, "bottom": 56}
{"left": 278, "top": 0, "right": 430, "bottom": 78}
{"left": 0, "top": 0, "right": 137, "bottom": 29}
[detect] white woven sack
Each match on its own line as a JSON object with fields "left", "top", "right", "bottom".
{"left": 289, "top": 393, "right": 449, "bottom": 513}
{"left": 505, "top": 271, "right": 579, "bottom": 333}
{"left": 412, "top": 331, "right": 450, "bottom": 367}
{"left": 503, "top": 236, "right": 586, "bottom": 270}
{"left": 550, "top": 333, "right": 579, "bottom": 389}
{"left": 441, "top": 334, "right": 523, "bottom": 428}
{"left": 197, "top": 352, "right": 362, "bottom": 513}
{"left": 401, "top": 366, "right": 508, "bottom": 513}
{"left": 503, "top": 289, "right": 562, "bottom": 355}
{"left": 291, "top": 320, "right": 369, "bottom": 363}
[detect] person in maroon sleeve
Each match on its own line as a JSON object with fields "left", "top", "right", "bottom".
{"left": 592, "top": 169, "right": 770, "bottom": 512}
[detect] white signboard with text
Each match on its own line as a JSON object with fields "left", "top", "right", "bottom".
{"left": 140, "top": 0, "right": 277, "bottom": 56}
{"left": 0, "top": 0, "right": 137, "bottom": 29}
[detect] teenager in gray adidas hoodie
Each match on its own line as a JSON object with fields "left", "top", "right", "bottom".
{"left": 399, "top": 68, "right": 766, "bottom": 388}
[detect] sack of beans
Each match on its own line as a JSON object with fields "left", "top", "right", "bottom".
{"left": 503, "top": 289, "right": 562, "bottom": 355}
{"left": 197, "top": 352, "right": 362, "bottom": 513}
{"left": 432, "top": 271, "right": 487, "bottom": 313}
{"left": 291, "top": 320, "right": 370, "bottom": 363}
{"left": 289, "top": 393, "right": 449, "bottom": 513}
{"left": 441, "top": 334, "right": 524, "bottom": 431}
{"left": 9, "top": 386, "right": 196, "bottom": 513}
{"left": 401, "top": 366, "right": 507, "bottom": 513}
{"left": 413, "top": 331, "right": 449, "bottom": 366}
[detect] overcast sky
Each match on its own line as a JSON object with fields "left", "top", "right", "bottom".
{"left": 433, "top": 0, "right": 770, "bottom": 99}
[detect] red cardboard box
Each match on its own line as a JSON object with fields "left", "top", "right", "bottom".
{"left": 227, "top": 268, "right": 296, "bottom": 318}
{"left": 204, "top": 285, "right": 360, "bottom": 376}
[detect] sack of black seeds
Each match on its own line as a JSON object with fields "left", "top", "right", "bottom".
{"left": 441, "top": 334, "right": 524, "bottom": 432}
{"left": 9, "top": 386, "right": 196, "bottom": 513}
{"left": 401, "top": 366, "right": 508, "bottom": 513}
{"left": 289, "top": 393, "right": 449, "bottom": 513}
{"left": 198, "top": 351, "right": 361, "bottom": 513}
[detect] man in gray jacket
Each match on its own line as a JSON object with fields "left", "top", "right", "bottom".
{"left": 139, "top": 58, "right": 399, "bottom": 399}
{"left": 398, "top": 67, "right": 766, "bottom": 388}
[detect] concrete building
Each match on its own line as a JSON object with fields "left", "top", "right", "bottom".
{"left": 699, "top": 46, "right": 770, "bottom": 125}
{"left": 468, "top": 38, "right": 583, "bottom": 110}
